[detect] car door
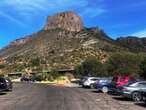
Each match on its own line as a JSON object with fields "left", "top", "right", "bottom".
{"left": 91, "top": 78, "right": 98, "bottom": 84}
{"left": 138, "top": 82, "right": 146, "bottom": 92}
{"left": 0, "top": 78, "right": 6, "bottom": 90}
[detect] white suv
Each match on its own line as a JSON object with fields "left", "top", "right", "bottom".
{"left": 82, "top": 77, "right": 100, "bottom": 88}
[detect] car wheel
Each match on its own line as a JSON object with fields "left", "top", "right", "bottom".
{"left": 102, "top": 86, "right": 108, "bottom": 93}
{"left": 90, "top": 84, "right": 94, "bottom": 89}
{"left": 132, "top": 92, "right": 142, "bottom": 102}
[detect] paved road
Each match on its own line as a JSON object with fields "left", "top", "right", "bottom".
{"left": 0, "top": 83, "right": 145, "bottom": 110}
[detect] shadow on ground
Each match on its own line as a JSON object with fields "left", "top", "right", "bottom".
{"left": 92, "top": 90, "right": 102, "bottom": 93}
{"left": 135, "top": 103, "right": 146, "bottom": 108}
{"left": 0, "top": 92, "right": 7, "bottom": 95}
{"left": 112, "top": 96, "right": 133, "bottom": 101}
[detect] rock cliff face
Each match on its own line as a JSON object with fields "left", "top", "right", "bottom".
{"left": 44, "top": 11, "right": 83, "bottom": 32}
{"left": 117, "top": 36, "right": 146, "bottom": 52}
{"left": 117, "top": 37, "right": 146, "bottom": 45}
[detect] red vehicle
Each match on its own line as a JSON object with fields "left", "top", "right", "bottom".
{"left": 112, "top": 73, "right": 136, "bottom": 88}
{"left": 116, "top": 74, "right": 130, "bottom": 87}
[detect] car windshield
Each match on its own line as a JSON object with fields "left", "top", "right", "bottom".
{"left": 124, "top": 81, "right": 137, "bottom": 87}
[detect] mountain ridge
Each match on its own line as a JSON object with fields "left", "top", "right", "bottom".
{"left": 0, "top": 11, "right": 145, "bottom": 72}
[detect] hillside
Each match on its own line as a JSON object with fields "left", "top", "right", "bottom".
{"left": 117, "top": 36, "right": 146, "bottom": 52}
{"left": 0, "top": 11, "right": 130, "bottom": 72}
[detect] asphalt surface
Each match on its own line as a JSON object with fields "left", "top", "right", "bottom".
{"left": 0, "top": 83, "right": 145, "bottom": 110}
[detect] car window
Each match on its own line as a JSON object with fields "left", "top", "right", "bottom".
{"left": 99, "top": 79, "right": 109, "bottom": 83}
{"left": 129, "top": 82, "right": 138, "bottom": 87}
{"left": 91, "top": 78, "right": 99, "bottom": 81}
{"left": 126, "top": 81, "right": 137, "bottom": 86}
{"left": 138, "top": 83, "right": 146, "bottom": 87}
{"left": 0, "top": 78, "right": 5, "bottom": 83}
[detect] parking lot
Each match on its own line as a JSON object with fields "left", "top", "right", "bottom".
{"left": 0, "top": 83, "right": 145, "bottom": 110}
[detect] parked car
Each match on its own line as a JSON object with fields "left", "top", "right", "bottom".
{"left": 132, "top": 91, "right": 146, "bottom": 104}
{"left": 115, "top": 75, "right": 136, "bottom": 87}
{"left": 20, "top": 76, "right": 30, "bottom": 82}
{"left": 141, "top": 91, "right": 146, "bottom": 103}
{"left": 94, "top": 77, "right": 113, "bottom": 93}
{"left": 81, "top": 77, "right": 100, "bottom": 88}
{"left": 115, "top": 81, "right": 146, "bottom": 100}
{"left": 0, "top": 77, "right": 13, "bottom": 92}
{"left": 79, "top": 76, "right": 89, "bottom": 85}
{"left": 5, "top": 78, "right": 13, "bottom": 91}
{"left": 110, "top": 74, "right": 137, "bottom": 93}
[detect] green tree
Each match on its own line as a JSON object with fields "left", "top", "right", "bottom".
{"left": 75, "top": 57, "right": 107, "bottom": 77}
{"left": 107, "top": 52, "right": 144, "bottom": 76}
{"left": 0, "top": 64, "right": 5, "bottom": 69}
{"left": 30, "top": 57, "right": 40, "bottom": 67}
{"left": 140, "top": 57, "right": 146, "bottom": 79}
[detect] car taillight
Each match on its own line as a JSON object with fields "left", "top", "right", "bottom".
{"left": 122, "top": 88, "right": 128, "bottom": 92}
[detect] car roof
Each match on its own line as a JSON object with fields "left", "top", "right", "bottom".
{"left": 128, "top": 81, "right": 146, "bottom": 86}
{"left": 136, "top": 81, "right": 146, "bottom": 83}
{"left": 88, "top": 77, "right": 101, "bottom": 79}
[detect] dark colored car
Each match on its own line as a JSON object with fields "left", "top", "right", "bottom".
{"left": 94, "top": 77, "right": 113, "bottom": 93}
{"left": 115, "top": 81, "right": 146, "bottom": 100}
{"left": 5, "top": 78, "right": 13, "bottom": 91}
{"left": 20, "top": 76, "right": 30, "bottom": 82}
{"left": 0, "top": 77, "right": 13, "bottom": 92}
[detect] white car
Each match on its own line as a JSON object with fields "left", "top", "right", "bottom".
{"left": 82, "top": 77, "right": 100, "bottom": 88}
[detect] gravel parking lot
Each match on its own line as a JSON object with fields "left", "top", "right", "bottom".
{"left": 0, "top": 83, "right": 145, "bottom": 110}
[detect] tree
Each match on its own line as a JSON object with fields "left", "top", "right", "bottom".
{"left": 30, "top": 57, "right": 40, "bottom": 67}
{"left": 75, "top": 57, "right": 107, "bottom": 77}
{"left": 0, "top": 64, "right": 5, "bottom": 69}
{"left": 140, "top": 57, "right": 146, "bottom": 79}
{"left": 107, "top": 52, "right": 144, "bottom": 76}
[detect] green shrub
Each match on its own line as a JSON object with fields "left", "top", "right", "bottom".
{"left": 0, "top": 64, "right": 5, "bottom": 69}
{"left": 140, "top": 57, "right": 146, "bottom": 79}
{"left": 107, "top": 52, "right": 144, "bottom": 76}
{"left": 75, "top": 57, "right": 107, "bottom": 77}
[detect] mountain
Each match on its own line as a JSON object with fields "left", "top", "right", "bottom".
{"left": 0, "top": 11, "right": 129, "bottom": 71}
{"left": 117, "top": 36, "right": 146, "bottom": 52}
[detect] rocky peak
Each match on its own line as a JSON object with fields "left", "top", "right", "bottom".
{"left": 116, "top": 36, "right": 146, "bottom": 52}
{"left": 10, "top": 36, "right": 32, "bottom": 46}
{"left": 88, "top": 27, "right": 102, "bottom": 33}
{"left": 117, "top": 36, "right": 146, "bottom": 45}
{"left": 44, "top": 11, "right": 83, "bottom": 32}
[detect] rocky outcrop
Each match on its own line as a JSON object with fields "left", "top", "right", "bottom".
{"left": 0, "top": 58, "right": 6, "bottom": 64}
{"left": 117, "top": 37, "right": 146, "bottom": 45}
{"left": 117, "top": 36, "right": 146, "bottom": 51}
{"left": 44, "top": 11, "right": 83, "bottom": 32}
{"left": 10, "top": 36, "right": 32, "bottom": 46}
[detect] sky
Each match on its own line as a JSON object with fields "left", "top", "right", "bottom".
{"left": 0, "top": 0, "right": 146, "bottom": 48}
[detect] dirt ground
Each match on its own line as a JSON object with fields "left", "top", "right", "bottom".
{"left": 0, "top": 83, "right": 145, "bottom": 110}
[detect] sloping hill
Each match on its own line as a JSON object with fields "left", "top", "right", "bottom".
{"left": 117, "top": 36, "right": 146, "bottom": 52}
{"left": 0, "top": 11, "right": 129, "bottom": 71}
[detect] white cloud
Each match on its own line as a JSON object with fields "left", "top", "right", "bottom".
{"left": 80, "top": 8, "right": 106, "bottom": 18}
{"left": 0, "top": 11, "right": 27, "bottom": 27}
{"left": 0, "top": 0, "right": 106, "bottom": 26}
{"left": 131, "top": 29, "right": 146, "bottom": 37}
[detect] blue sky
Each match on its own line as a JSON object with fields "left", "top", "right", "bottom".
{"left": 0, "top": 0, "right": 146, "bottom": 48}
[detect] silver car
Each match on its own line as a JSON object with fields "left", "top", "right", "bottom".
{"left": 81, "top": 77, "right": 101, "bottom": 88}
{"left": 116, "top": 81, "right": 146, "bottom": 101}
